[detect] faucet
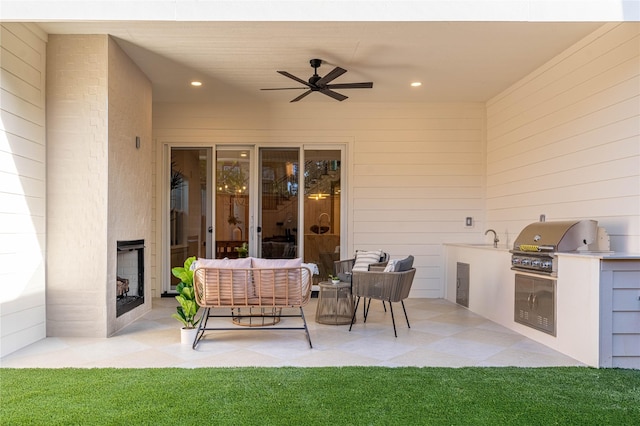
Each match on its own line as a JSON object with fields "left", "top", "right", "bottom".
{"left": 485, "top": 229, "right": 499, "bottom": 248}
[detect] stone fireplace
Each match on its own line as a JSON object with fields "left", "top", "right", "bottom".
{"left": 116, "top": 240, "right": 145, "bottom": 317}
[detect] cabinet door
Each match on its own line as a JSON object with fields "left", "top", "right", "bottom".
{"left": 515, "top": 274, "right": 556, "bottom": 336}
{"left": 533, "top": 278, "right": 555, "bottom": 335}
{"left": 514, "top": 274, "right": 534, "bottom": 325}
{"left": 456, "top": 262, "right": 469, "bottom": 308}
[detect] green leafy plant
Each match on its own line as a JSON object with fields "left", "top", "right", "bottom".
{"left": 234, "top": 242, "right": 248, "bottom": 258}
{"left": 171, "top": 256, "right": 200, "bottom": 329}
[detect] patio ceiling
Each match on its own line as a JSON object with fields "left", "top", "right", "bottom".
{"left": 36, "top": 21, "right": 603, "bottom": 104}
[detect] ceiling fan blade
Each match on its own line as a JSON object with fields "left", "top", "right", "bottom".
{"left": 316, "top": 67, "right": 347, "bottom": 87}
{"left": 261, "top": 87, "right": 307, "bottom": 91}
{"left": 277, "top": 71, "right": 312, "bottom": 87}
{"left": 325, "top": 82, "right": 373, "bottom": 89}
{"left": 319, "top": 89, "right": 348, "bottom": 102}
{"left": 290, "top": 90, "right": 313, "bottom": 102}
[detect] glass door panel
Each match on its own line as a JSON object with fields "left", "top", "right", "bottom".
{"left": 303, "top": 150, "right": 341, "bottom": 281}
{"left": 259, "top": 149, "right": 299, "bottom": 259}
{"left": 169, "top": 148, "right": 211, "bottom": 290}
{"left": 215, "top": 149, "right": 250, "bottom": 258}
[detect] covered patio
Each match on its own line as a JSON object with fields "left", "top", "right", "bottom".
{"left": 1, "top": 298, "right": 583, "bottom": 368}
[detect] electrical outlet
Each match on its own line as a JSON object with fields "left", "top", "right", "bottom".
{"left": 465, "top": 217, "right": 473, "bottom": 227}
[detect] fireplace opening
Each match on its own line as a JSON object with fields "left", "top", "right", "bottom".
{"left": 116, "top": 239, "right": 144, "bottom": 317}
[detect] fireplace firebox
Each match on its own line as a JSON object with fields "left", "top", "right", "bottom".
{"left": 116, "top": 239, "right": 144, "bottom": 317}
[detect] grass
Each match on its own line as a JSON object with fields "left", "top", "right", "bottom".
{"left": 1, "top": 367, "right": 639, "bottom": 425}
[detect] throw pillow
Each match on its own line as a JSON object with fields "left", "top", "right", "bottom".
{"left": 352, "top": 250, "right": 383, "bottom": 271}
{"left": 383, "top": 259, "right": 397, "bottom": 272}
{"left": 394, "top": 255, "right": 414, "bottom": 272}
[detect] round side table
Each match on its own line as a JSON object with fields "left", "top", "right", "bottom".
{"left": 315, "top": 281, "right": 354, "bottom": 325}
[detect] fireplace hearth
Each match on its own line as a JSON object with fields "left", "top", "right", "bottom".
{"left": 116, "top": 240, "right": 144, "bottom": 317}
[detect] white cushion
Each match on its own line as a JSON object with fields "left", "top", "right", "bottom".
{"left": 251, "top": 257, "right": 302, "bottom": 268}
{"left": 383, "top": 259, "right": 397, "bottom": 272}
{"left": 352, "top": 250, "right": 383, "bottom": 271}
{"left": 196, "top": 257, "right": 252, "bottom": 269}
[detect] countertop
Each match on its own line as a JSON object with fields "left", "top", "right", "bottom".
{"left": 556, "top": 251, "right": 640, "bottom": 260}
{"left": 444, "top": 243, "right": 640, "bottom": 260}
{"left": 443, "top": 243, "right": 511, "bottom": 252}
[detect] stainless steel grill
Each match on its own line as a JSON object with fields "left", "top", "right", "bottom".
{"left": 510, "top": 220, "right": 599, "bottom": 276}
{"left": 510, "top": 219, "right": 606, "bottom": 337}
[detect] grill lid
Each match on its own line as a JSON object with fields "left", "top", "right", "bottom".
{"left": 512, "top": 220, "right": 598, "bottom": 252}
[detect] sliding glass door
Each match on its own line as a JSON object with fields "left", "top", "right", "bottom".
{"left": 303, "top": 149, "right": 341, "bottom": 281}
{"left": 259, "top": 148, "right": 299, "bottom": 259}
{"left": 168, "top": 147, "right": 211, "bottom": 290}
{"left": 165, "top": 144, "right": 343, "bottom": 293}
{"left": 214, "top": 148, "right": 251, "bottom": 259}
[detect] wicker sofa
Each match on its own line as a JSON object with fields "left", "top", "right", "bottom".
{"left": 192, "top": 257, "right": 313, "bottom": 349}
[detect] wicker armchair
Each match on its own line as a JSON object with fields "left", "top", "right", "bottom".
{"left": 349, "top": 267, "right": 416, "bottom": 337}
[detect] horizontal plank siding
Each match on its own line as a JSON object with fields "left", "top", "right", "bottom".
{"left": 0, "top": 23, "right": 47, "bottom": 357}
{"left": 485, "top": 23, "right": 640, "bottom": 251}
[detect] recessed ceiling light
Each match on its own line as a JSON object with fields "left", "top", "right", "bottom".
{"left": 191, "top": 81, "right": 202, "bottom": 87}
{"left": 410, "top": 82, "right": 422, "bottom": 87}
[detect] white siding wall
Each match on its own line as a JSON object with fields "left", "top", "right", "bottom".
{"left": 153, "top": 102, "right": 486, "bottom": 298}
{"left": 486, "top": 23, "right": 640, "bottom": 252}
{"left": 0, "top": 23, "right": 48, "bottom": 357}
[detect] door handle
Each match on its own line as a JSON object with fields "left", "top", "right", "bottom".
{"left": 208, "top": 226, "right": 213, "bottom": 233}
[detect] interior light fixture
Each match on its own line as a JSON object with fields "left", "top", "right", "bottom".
{"left": 410, "top": 82, "right": 422, "bottom": 87}
{"left": 308, "top": 193, "right": 329, "bottom": 200}
{"left": 191, "top": 81, "right": 202, "bottom": 87}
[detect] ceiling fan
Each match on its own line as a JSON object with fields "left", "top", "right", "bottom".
{"left": 261, "top": 59, "right": 373, "bottom": 102}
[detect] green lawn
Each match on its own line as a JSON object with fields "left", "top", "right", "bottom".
{"left": 2, "top": 367, "right": 639, "bottom": 425}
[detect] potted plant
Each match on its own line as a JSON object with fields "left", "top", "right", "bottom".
{"left": 171, "top": 256, "right": 201, "bottom": 344}
{"left": 328, "top": 274, "right": 340, "bottom": 285}
{"left": 235, "top": 242, "right": 249, "bottom": 258}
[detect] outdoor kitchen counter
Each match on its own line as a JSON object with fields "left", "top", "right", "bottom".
{"left": 556, "top": 251, "right": 640, "bottom": 259}
{"left": 444, "top": 244, "right": 640, "bottom": 368}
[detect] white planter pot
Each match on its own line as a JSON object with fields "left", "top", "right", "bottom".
{"left": 180, "top": 327, "right": 198, "bottom": 345}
